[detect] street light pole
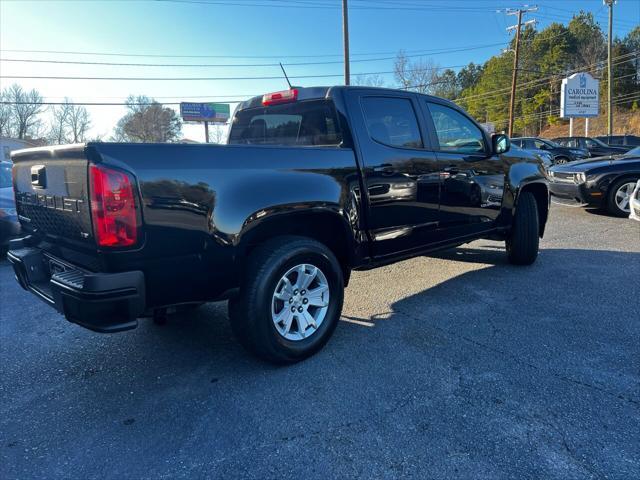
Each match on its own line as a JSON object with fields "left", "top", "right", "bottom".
{"left": 507, "top": 9, "right": 523, "bottom": 138}
{"left": 343, "top": 0, "right": 350, "bottom": 85}
{"left": 605, "top": 0, "right": 615, "bottom": 136}
{"left": 505, "top": 6, "right": 537, "bottom": 137}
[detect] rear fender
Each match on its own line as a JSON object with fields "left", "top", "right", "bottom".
{"left": 235, "top": 206, "right": 360, "bottom": 285}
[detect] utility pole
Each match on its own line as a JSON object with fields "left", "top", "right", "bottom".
{"left": 605, "top": 0, "right": 615, "bottom": 136}
{"left": 505, "top": 6, "right": 537, "bottom": 137}
{"left": 343, "top": 0, "right": 350, "bottom": 85}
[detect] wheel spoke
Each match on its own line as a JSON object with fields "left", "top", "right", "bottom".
{"left": 274, "top": 307, "right": 292, "bottom": 326}
{"left": 296, "top": 313, "right": 309, "bottom": 338}
{"left": 281, "top": 277, "right": 294, "bottom": 296}
{"left": 620, "top": 197, "right": 629, "bottom": 210}
{"left": 281, "top": 310, "right": 294, "bottom": 336}
{"left": 297, "top": 265, "right": 317, "bottom": 290}
{"left": 302, "top": 310, "right": 317, "bottom": 329}
{"left": 307, "top": 285, "right": 329, "bottom": 307}
{"left": 274, "top": 291, "right": 290, "bottom": 301}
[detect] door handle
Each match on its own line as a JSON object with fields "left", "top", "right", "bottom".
{"left": 373, "top": 163, "right": 394, "bottom": 173}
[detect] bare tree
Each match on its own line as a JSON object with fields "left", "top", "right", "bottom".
{"left": 113, "top": 96, "right": 181, "bottom": 143}
{"left": 353, "top": 74, "right": 385, "bottom": 87}
{"left": 67, "top": 104, "right": 91, "bottom": 143}
{"left": 577, "top": 36, "right": 606, "bottom": 75}
{"left": 48, "top": 99, "right": 72, "bottom": 144}
{"left": 6, "top": 84, "right": 44, "bottom": 139}
{"left": 209, "top": 123, "right": 227, "bottom": 144}
{"left": 394, "top": 51, "right": 439, "bottom": 94}
{"left": 0, "top": 90, "right": 13, "bottom": 137}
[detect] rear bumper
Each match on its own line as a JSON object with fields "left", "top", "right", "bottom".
{"left": 7, "top": 239, "right": 145, "bottom": 333}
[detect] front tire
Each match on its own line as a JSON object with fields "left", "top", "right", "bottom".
{"left": 506, "top": 192, "right": 540, "bottom": 265}
{"left": 229, "top": 236, "right": 344, "bottom": 364}
{"left": 606, "top": 177, "right": 637, "bottom": 217}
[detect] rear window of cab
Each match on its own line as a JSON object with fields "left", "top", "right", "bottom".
{"left": 228, "top": 100, "right": 342, "bottom": 147}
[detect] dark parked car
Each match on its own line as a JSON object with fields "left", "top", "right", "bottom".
{"left": 552, "top": 136, "right": 629, "bottom": 157}
{"left": 595, "top": 134, "right": 640, "bottom": 150}
{"left": 549, "top": 145, "right": 640, "bottom": 216}
{"left": 511, "top": 136, "right": 589, "bottom": 164}
{"left": 7, "top": 86, "right": 549, "bottom": 363}
{"left": 0, "top": 161, "right": 20, "bottom": 255}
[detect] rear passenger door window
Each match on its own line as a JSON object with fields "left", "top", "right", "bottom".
{"left": 426, "top": 103, "right": 486, "bottom": 154}
{"left": 361, "top": 97, "right": 423, "bottom": 149}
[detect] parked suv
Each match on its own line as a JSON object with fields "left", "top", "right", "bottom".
{"left": 595, "top": 134, "right": 640, "bottom": 151}
{"left": 8, "top": 86, "right": 549, "bottom": 363}
{"left": 511, "top": 137, "right": 589, "bottom": 164}
{"left": 552, "top": 136, "right": 629, "bottom": 157}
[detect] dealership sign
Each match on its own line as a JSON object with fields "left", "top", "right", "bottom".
{"left": 560, "top": 72, "right": 599, "bottom": 118}
{"left": 180, "top": 102, "right": 230, "bottom": 123}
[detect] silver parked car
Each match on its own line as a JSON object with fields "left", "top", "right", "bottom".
{"left": 0, "top": 161, "right": 20, "bottom": 255}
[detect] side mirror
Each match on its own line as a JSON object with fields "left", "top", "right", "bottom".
{"left": 492, "top": 134, "right": 510, "bottom": 155}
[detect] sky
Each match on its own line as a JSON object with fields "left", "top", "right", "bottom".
{"left": 1, "top": 0, "right": 638, "bottom": 142}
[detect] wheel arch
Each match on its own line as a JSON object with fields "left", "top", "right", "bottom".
{"left": 235, "top": 209, "right": 356, "bottom": 286}
{"left": 603, "top": 173, "right": 640, "bottom": 195}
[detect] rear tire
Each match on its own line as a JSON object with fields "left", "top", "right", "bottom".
{"left": 228, "top": 236, "right": 344, "bottom": 364}
{"left": 606, "top": 177, "right": 637, "bottom": 217}
{"left": 506, "top": 192, "right": 539, "bottom": 265}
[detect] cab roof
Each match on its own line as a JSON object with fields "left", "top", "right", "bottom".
{"left": 236, "top": 85, "right": 460, "bottom": 111}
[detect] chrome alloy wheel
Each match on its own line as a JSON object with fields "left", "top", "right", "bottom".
{"left": 271, "top": 264, "right": 330, "bottom": 341}
{"left": 615, "top": 182, "right": 636, "bottom": 213}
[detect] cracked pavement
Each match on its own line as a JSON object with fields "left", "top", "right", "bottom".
{"left": 1, "top": 205, "right": 639, "bottom": 479}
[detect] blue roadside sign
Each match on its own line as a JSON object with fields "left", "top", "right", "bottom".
{"left": 180, "top": 103, "right": 230, "bottom": 122}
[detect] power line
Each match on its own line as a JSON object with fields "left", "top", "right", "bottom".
{"left": 152, "top": 0, "right": 509, "bottom": 12}
{"left": 0, "top": 41, "right": 509, "bottom": 62}
{"left": 0, "top": 63, "right": 477, "bottom": 81}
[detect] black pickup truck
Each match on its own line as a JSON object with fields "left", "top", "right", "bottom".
{"left": 8, "top": 86, "right": 549, "bottom": 363}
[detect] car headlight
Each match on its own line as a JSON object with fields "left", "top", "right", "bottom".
{"left": 574, "top": 172, "right": 586, "bottom": 184}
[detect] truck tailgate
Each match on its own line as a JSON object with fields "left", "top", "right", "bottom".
{"left": 12, "top": 144, "right": 94, "bottom": 247}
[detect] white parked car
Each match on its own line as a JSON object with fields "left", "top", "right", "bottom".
{"left": 629, "top": 180, "right": 640, "bottom": 222}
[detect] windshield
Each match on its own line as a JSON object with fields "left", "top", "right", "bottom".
{"left": 590, "top": 137, "right": 609, "bottom": 147}
{"left": 0, "top": 163, "right": 12, "bottom": 188}
{"left": 228, "top": 100, "right": 342, "bottom": 147}
{"left": 626, "top": 146, "right": 640, "bottom": 156}
{"left": 540, "top": 139, "right": 561, "bottom": 148}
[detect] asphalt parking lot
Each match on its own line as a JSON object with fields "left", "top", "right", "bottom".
{"left": 1, "top": 204, "right": 639, "bottom": 480}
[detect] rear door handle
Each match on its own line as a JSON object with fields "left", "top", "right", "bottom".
{"left": 373, "top": 163, "right": 394, "bottom": 173}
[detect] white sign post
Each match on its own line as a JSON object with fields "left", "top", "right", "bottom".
{"left": 560, "top": 72, "right": 600, "bottom": 136}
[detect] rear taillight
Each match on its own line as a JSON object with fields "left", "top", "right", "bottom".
{"left": 89, "top": 164, "right": 139, "bottom": 248}
{"left": 262, "top": 88, "right": 298, "bottom": 106}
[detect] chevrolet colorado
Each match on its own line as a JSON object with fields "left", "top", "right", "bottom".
{"left": 7, "top": 86, "right": 549, "bottom": 363}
